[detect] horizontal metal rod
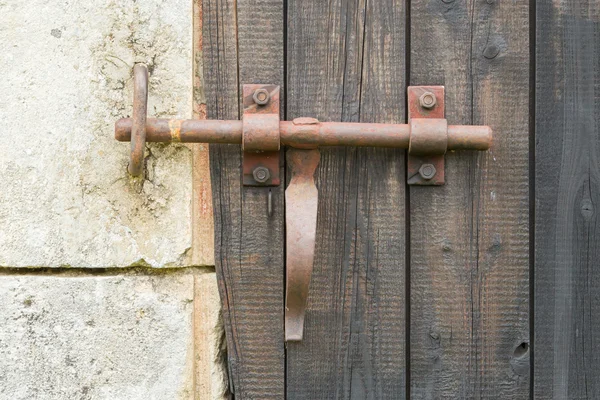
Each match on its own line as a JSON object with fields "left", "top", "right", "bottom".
{"left": 280, "top": 121, "right": 411, "bottom": 148}
{"left": 115, "top": 117, "right": 492, "bottom": 151}
{"left": 115, "top": 118, "right": 243, "bottom": 143}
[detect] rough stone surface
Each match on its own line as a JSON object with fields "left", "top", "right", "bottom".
{"left": 195, "top": 273, "right": 229, "bottom": 399}
{"left": 0, "top": 1, "right": 226, "bottom": 397}
{"left": 0, "top": 272, "right": 199, "bottom": 399}
{"left": 0, "top": 0, "right": 194, "bottom": 268}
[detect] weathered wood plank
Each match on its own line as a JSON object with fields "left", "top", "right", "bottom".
{"left": 410, "top": 1, "right": 530, "bottom": 398}
{"left": 203, "top": 0, "right": 285, "bottom": 397}
{"left": 535, "top": 2, "right": 600, "bottom": 398}
{"left": 192, "top": 0, "right": 215, "bottom": 267}
{"left": 286, "top": 1, "right": 406, "bottom": 398}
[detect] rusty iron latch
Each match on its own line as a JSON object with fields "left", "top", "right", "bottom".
{"left": 115, "top": 64, "right": 492, "bottom": 341}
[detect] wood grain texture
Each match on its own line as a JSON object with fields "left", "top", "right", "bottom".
{"left": 535, "top": 2, "right": 600, "bottom": 398}
{"left": 191, "top": 0, "right": 215, "bottom": 267}
{"left": 203, "top": 0, "right": 285, "bottom": 397}
{"left": 410, "top": 1, "right": 530, "bottom": 398}
{"left": 286, "top": 1, "right": 406, "bottom": 398}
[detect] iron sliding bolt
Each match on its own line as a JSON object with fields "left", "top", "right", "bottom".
{"left": 114, "top": 64, "right": 493, "bottom": 341}
{"left": 116, "top": 65, "right": 491, "bottom": 185}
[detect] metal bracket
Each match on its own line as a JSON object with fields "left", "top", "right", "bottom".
{"left": 242, "top": 84, "right": 281, "bottom": 186}
{"left": 407, "top": 86, "right": 446, "bottom": 185}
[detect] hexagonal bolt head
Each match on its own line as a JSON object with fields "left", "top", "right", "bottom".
{"left": 252, "top": 166, "right": 271, "bottom": 183}
{"left": 419, "top": 92, "right": 437, "bottom": 109}
{"left": 253, "top": 89, "right": 270, "bottom": 105}
{"left": 418, "top": 163, "right": 436, "bottom": 180}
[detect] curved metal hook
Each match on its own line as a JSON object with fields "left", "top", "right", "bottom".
{"left": 128, "top": 64, "right": 148, "bottom": 176}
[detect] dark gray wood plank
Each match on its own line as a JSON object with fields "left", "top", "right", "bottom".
{"left": 286, "top": 1, "right": 406, "bottom": 399}
{"left": 203, "top": 0, "right": 285, "bottom": 398}
{"left": 410, "top": 1, "right": 530, "bottom": 398}
{"left": 535, "top": 2, "right": 600, "bottom": 398}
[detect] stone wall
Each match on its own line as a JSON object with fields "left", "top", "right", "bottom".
{"left": 0, "top": 0, "right": 225, "bottom": 398}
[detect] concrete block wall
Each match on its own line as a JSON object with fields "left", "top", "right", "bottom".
{"left": 0, "top": 0, "right": 226, "bottom": 398}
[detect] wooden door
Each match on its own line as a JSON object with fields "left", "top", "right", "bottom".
{"left": 203, "top": 0, "right": 598, "bottom": 398}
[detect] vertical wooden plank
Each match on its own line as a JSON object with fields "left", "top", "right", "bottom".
{"left": 192, "top": 0, "right": 215, "bottom": 267}
{"left": 203, "top": 0, "right": 285, "bottom": 397}
{"left": 410, "top": 1, "right": 530, "bottom": 398}
{"left": 286, "top": 1, "right": 407, "bottom": 399}
{"left": 535, "top": 2, "right": 600, "bottom": 398}
{"left": 194, "top": 272, "right": 228, "bottom": 399}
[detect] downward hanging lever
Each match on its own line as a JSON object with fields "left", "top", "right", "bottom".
{"left": 115, "top": 65, "right": 493, "bottom": 341}
{"left": 285, "top": 149, "right": 320, "bottom": 341}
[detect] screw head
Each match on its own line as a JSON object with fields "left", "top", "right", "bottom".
{"left": 419, "top": 163, "right": 436, "bottom": 180}
{"left": 419, "top": 92, "right": 437, "bottom": 109}
{"left": 252, "top": 166, "right": 271, "bottom": 183}
{"left": 253, "top": 89, "right": 270, "bottom": 105}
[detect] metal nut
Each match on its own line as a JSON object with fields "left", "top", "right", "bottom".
{"left": 252, "top": 166, "right": 271, "bottom": 183}
{"left": 252, "top": 89, "right": 270, "bottom": 105}
{"left": 419, "top": 92, "right": 437, "bottom": 109}
{"left": 418, "top": 163, "right": 436, "bottom": 180}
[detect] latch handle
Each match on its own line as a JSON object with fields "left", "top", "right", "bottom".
{"left": 285, "top": 149, "right": 320, "bottom": 341}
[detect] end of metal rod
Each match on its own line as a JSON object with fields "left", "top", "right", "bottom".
{"left": 447, "top": 125, "right": 492, "bottom": 151}
{"left": 115, "top": 118, "right": 132, "bottom": 141}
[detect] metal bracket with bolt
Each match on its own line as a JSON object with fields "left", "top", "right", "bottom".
{"left": 408, "top": 86, "right": 454, "bottom": 185}
{"left": 241, "top": 84, "right": 281, "bottom": 186}
{"left": 115, "top": 65, "right": 492, "bottom": 341}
